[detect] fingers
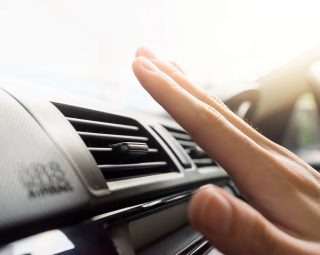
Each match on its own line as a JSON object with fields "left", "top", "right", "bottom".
{"left": 188, "top": 186, "right": 318, "bottom": 255}
{"left": 133, "top": 48, "right": 320, "bottom": 218}
{"left": 135, "top": 47, "right": 156, "bottom": 59}
{"left": 132, "top": 56, "right": 285, "bottom": 193}
{"left": 135, "top": 47, "right": 308, "bottom": 169}
{"left": 169, "top": 61, "right": 186, "bottom": 74}
{"left": 135, "top": 48, "right": 313, "bottom": 173}
{"left": 135, "top": 48, "right": 268, "bottom": 145}
{"left": 136, "top": 47, "right": 185, "bottom": 73}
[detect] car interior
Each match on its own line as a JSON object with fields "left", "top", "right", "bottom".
{"left": 1, "top": 1, "right": 320, "bottom": 255}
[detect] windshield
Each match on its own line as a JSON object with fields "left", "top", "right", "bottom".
{"left": 1, "top": 0, "right": 320, "bottom": 112}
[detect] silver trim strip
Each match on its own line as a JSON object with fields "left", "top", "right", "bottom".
{"left": 107, "top": 172, "right": 183, "bottom": 191}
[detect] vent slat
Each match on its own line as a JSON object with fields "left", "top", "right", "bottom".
{"left": 88, "top": 147, "right": 113, "bottom": 152}
{"left": 99, "top": 161, "right": 167, "bottom": 171}
{"left": 78, "top": 131, "right": 149, "bottom": 142}
{"left": 88, "top": 147, "right": 159, "bottom": 153}
{"left": 170, "top": 131, "right": 193, "bottom": 141}
{"left": 148, "top": 148, "right": 159, "bottom": 153}
{"left": 67, "top": 117, "right": 139, "bottom": 131}
{"left": 184, "top": 148, "right": 191, "bottom": 154}
{"left": 192, "top": 158, "right": 213, "bottom": 165}
{"left": 176, "top": 140, "right": 198, "bottom": 148}
{"left": 164, "top": 126, "right": 217, "bottom": 168}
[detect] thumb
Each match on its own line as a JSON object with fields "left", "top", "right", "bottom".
{"left": 188, "top": 185, "right": 313, "bottom": 255}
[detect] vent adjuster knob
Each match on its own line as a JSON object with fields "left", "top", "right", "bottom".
{"left": 110, "top": 142, "right": 149, "bottom": 156}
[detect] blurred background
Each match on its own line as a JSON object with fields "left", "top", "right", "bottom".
{"left": 1, "top": 0, "right": 320, "bottom": 112}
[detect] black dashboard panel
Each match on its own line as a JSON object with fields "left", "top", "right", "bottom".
{"left": 0, "top": 87, "right": 231, "bottom": 254}
{"left": 0, "top": 89, "right": 90, "bottom": 243}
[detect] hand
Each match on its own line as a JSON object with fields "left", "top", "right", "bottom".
{"left": 132, "top": 48, "right": 320, "bottom": 255}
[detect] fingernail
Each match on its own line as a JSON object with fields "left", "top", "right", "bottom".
{"left": 136, "top": 56, "right": 158, "bottom": 72}
{"left": 137, "top": 47, "right": 157, "bottom": 59}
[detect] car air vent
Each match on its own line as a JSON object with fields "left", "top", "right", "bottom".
{"left": 163, "top": 126, "right": 217, "bottom": 168}
{"left": 53, "top": 103, "right": 178, "bottom": 181}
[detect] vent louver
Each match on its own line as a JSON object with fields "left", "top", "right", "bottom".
{"left": 53, "top": 103, "right": 178, "bottom": 181}
{"left": 164, "top": 126, "right": 217, "bottom": 168}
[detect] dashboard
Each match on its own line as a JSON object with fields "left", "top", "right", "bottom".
{"left": 3, "top": 78, "right": 319, "bottom": 254}
{"left": 1, "top": 36, "right": 320, "bottom": 255}
{"left": 0, "top": 86, "right": 252, "bottom": 255}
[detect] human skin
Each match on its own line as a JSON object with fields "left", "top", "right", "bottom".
{"left": 132, "top": 48, "right": 320, "bottom": 255}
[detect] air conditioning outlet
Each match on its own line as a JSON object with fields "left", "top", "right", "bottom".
{"left": 163, "top": 126, "right": 217, "bottom": 168}
{"left": 53, "top": 103, "right": 178, "bottom": 182}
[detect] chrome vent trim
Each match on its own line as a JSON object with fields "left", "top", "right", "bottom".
{"left": 53, "top": 103, "right": 179, "bottom": 182}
